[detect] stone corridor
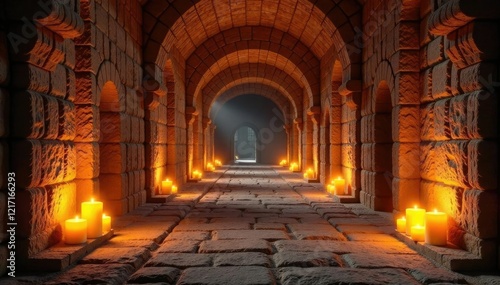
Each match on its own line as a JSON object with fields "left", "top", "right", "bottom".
{"left": 9, "top": 165, "right": 494, "bottom": 285}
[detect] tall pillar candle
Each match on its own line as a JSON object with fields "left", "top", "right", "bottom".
{"left": 425, "top": 210, "right": 447, "bottom": 246}
{"left": 405, "top": 206, "right": 425, "bottom": 235}
{"left": 81, "top": 199, "right": 103, "bottom": 238}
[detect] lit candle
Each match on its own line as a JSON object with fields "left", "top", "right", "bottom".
{"left": 327, "top": 184, "right": 335, "bottom": 194}
{"left": 411, "top": 225, "right": 425, "bottom": 242}
{"left": 215, "top": 159, "right": 222, "bottom": 167}
{"left": 306, "top": 168, "right": 314, "bottom": 179}
{"left": 171, "top": 185, "right": 178, "bottom": 194}
{"left": 425, "top": 209, "right": 447, "bottom": 246}
{"left": 289, "top": 162, "right": 298, "bottom": 172}
{"left": 81, "top": 198, "right": 103, "bottom": 238}
{"left": 303, "top": 173, "right": 309, "bottom": 179}
{"left": 333, "top": 177, "right": 345, "bottom": 195}
{"left": 161, "top": 179, "right": 173, "bottom": 194}
{"left": 64, "top": 216, "right": 87, "bottom": 244}
{"left": 207, "top": 163, "right": 214, "bottom": 172}
{"left": 396, "top": 217, "right": 406, "bottom": 233}
{"left": 405, "top": 205, "right": 425, "bottom": 235}
{"left": 102, "top": 214, "right": 111, "bottom": 234}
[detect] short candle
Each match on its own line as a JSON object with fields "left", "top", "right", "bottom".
{"left": 102, "top": 214, "right": 111, "bottom": 234}
{"left": 161, "top": 179, "right": 173, "bottom": 194}
{"left": 171, "top": 185, "right": 178, "bottom": 194}
{"left": 405, "top": 205, "right": 425, "bottom": 235}
{"left": 64, "top": 216, "right": 87, "bottom": 244}
{"left": 333, "top": 177, "right": 345, "bottom": 195}
{"left": 396, "top": 217, "right": 406, "bottom": 233}
{"left": 81, "top": 198, "right": 103, "bottom": 238}
{"left": 411, "top": 225, "right": 425, "bottom": 242}
{"left": 425, "top": 209, "right": 447, "bottom": 246}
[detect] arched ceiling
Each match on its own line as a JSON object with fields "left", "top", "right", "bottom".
{"left": 189, "top": 50, "right": 313, "bottom": 106}
{"left": 200, "top": 61, "right": 303, "bottom": 105}
{"left": 210, "top": 83, "right": 293, "bottom": 121}
{"left": 142, "top": 0, "right": 362, "bottom": 117}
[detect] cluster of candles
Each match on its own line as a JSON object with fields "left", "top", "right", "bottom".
{"left": 214, "top": 159, "right": 222, "bottom": 167}
{"left": 326, "top": 177, "right": 346, "bottom": 195}
{"left": 279, "top": 159, "right": 288, "bottom": 166}
{"left": 303, "top": 168, "right": 315, "bottom": 179}
{"left": 206, "top": 162, "right": 216, "bottom": 172}
{"left": 64, "top": 199, "right": 111, "bottom": 245}
{"left": 289, "top": 162, "right": 299, "bottom": 172}
{"left": 161, "top": 178, "right": 178, "bottom": 194}
{"left": 396, "top": 206, "right": 448, "bottom": 246}
{"left": 192, "top": 170, "right": 203, "bottom": 180}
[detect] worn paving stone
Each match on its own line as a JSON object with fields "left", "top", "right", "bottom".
{"left": 256, "top": 217, "right": 298, "bottom": 224}
{"left": 346, "top": 252, "right": 429, "bottom": 269}
{"left": 277, "top": 267, "right": 420, "bottom": 285}
{"left": 254, "top": 223, "right": 287, "bottom": 230}
{"left": 173, "top": 222, "right": 251, "bottom": 232}
{"left": 45, "top": 264, "right": 135, "bottom": 285}
{"left": 213, "top": 230, "right": 289, "bottom": 241}
{"left": 157, "top": 240, "right": 200, "bottom": 253}
{"left": 177, "top": 266, "right": 275, "bottom": 285}
{"left": 199, "top": 239, "right": 272, "bottom": 254}
{"left": 146, "top": 253, "right": 212, "bottom": 268}
{"left": 80, "top": 247, "right": 151, "bottom": 269}
{"left": 105, "top": 238, "right": 160, "bottom": 251}
{"left": 165, "top": 231, "right": 210, "bottom": 241}
{"left": 213, "top": 252, "right": 272, "bottom": 267}
{"left": 346, "top": 233, "right": 399, "bottom": 242}
{"left": 274, "top": 240, "right": 416, "bottom": 255}
{"left": 128, "top": 267, "right": 180, "bottom": 284}
{"left": 273, "top": 251, "right": 343, "bottom": 267}
{"left": 336, "top": 224, "right": 386, "bottom": 234}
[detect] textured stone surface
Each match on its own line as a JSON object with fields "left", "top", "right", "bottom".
{"left": 45, "top": 264, "right": 135, "bottom": 285}
{"left": 277, "top": 267, "right": 420, "bottom": 285}
{"left": 213, "top": 252, "right": 271, "bottom": 267}
{"left": 128, "top": 267, "right": 180, "bottom": 284}
{"left": 199, "top": 240, "right": 272, "bottom": 254}
{"left": 146, "top": 253, "right": 212, "bottom": 268}
{"left": 273, "top": 251, "right": 343, "bottom": 267}
{"left": 213, "top": 230, "right": 289, "bottom": 241}
{"left": 177, "top": 267, "right": 275, "bottom": 285}
{"left": 80, "top": 247, "right": 151, "bottom": 269}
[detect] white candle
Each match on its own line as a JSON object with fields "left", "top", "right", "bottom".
{"left": 171, "top": 185, "right": 178, "bottom": 194}
{"left": 65, "top": 216, "right": 87, "bottom": 244}
{"left": 396, "top": 217, "right": 406, "bottom": 233}
{"left": 327, "top": 184, "right": 335, "bottom": 194}
{"left": 102, "top": 214, "right": 111, "bottom": 234}
{"left": 81, "top": 198, "right": 103, "bottom": 238}
{"left": 405, "top": 206, "right": 425, "bottom": 235}
{"left": 411, "top": 225, "right": 425, "bottom": 242}
{"left": 161, "top": 179, "right": 173, "bottom": 194}
{"left": 333, "top": 177, "right": 345, "bottom": 194}
{"left": 425, "top": 210, "right": 447, "bottom": 246}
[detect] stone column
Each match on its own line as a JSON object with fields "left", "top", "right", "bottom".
{"left": 185, "top": 107, "right": 198, "bottom": 179}
{"left": 308, "top": 106, "right": 321, "bottom": 179}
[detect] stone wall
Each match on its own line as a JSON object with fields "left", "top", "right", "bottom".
{"left": 359, "top": 0, "right": 499, "bottom": 266}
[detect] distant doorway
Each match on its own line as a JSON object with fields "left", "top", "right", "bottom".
{"left": 233, "top": 126, "right": 257, "bottom": 163}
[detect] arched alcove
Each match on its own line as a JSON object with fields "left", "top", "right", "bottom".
{"left": 233, "top": 126, "right": 258, "bottom": 163}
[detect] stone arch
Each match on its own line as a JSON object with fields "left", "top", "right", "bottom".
{"left": 96, "top": 61, "right": 125, "bottom": 111}
{"left": 189, "top": 50, "right": 312, "bottom": 108}
{"left": 143, "top": 0, "right": 362, "bottom": 100}
{"left": 209, "top": 83, "right": 294, "bottom": 124}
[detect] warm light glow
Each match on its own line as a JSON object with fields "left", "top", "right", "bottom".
{"left": 65, "top": 216, "right": 87, "bottom": 244}
{"left": 81, "top": 199, "right": 103, "bottom": 238}
{"left": 289, "top": 162, "right": 298, "bottom": 172}
{"left": 215, "top": 159, "right": 222, "bottom": 166}
{"left": 425, "top": 209, "right": 447, "bottom": 246}
{"left": 411, "top": 225, "right": 425, "bottom": 242}
{"left": 396, "top": 217, "right": 406, "bottom": 233}
{"left": 333, "top": 177, "right": 345, "bottom": 195}
{"left": 172, "top": 185, "right": 178, "bottom": 194}
{"left": 279, "top": 159, "right": 288, "bottom": 166}
{"left": 406, "top": 206, "right": 425, "bottom": 235}
{"left": 102, "top": 214, "right": 111, "bottom": 233}
{"left": 161, "top": 178, "right": 173, "bottom": 194}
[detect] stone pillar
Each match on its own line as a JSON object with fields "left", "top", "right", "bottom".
{"left": 293, "top": 118, "right": 303, "bottom": 169}
{"left": 308, "top": 106, "right": 321, "bottom": 179}
{"left": 185, "top": 107, "right": 198, "bottom": 179}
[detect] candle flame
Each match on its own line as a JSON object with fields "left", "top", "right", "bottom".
{"left": 91, "top": 198, "right": 95, "bottom": 203}
{"left": 75, "top": 215, "right": 79, "bottom": 220}
{"left": 402, "top": 217, "right": 406, "bottom": 220}
{"left": 103, "top": 213, "right": 107, "bottom": 218}
{"left": 434, "top": 209, "right": 438, "bottom": 213}
{"left": 414, "top": 205, "right": 418, "bottom": 209}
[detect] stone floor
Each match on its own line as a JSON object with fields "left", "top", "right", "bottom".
{"left": 7, "top": 165, "right": 500, "bottom": 284}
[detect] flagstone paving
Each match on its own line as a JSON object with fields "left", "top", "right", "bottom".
{"left": 9, "top": 165, "right": 500, "bottom": 284}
